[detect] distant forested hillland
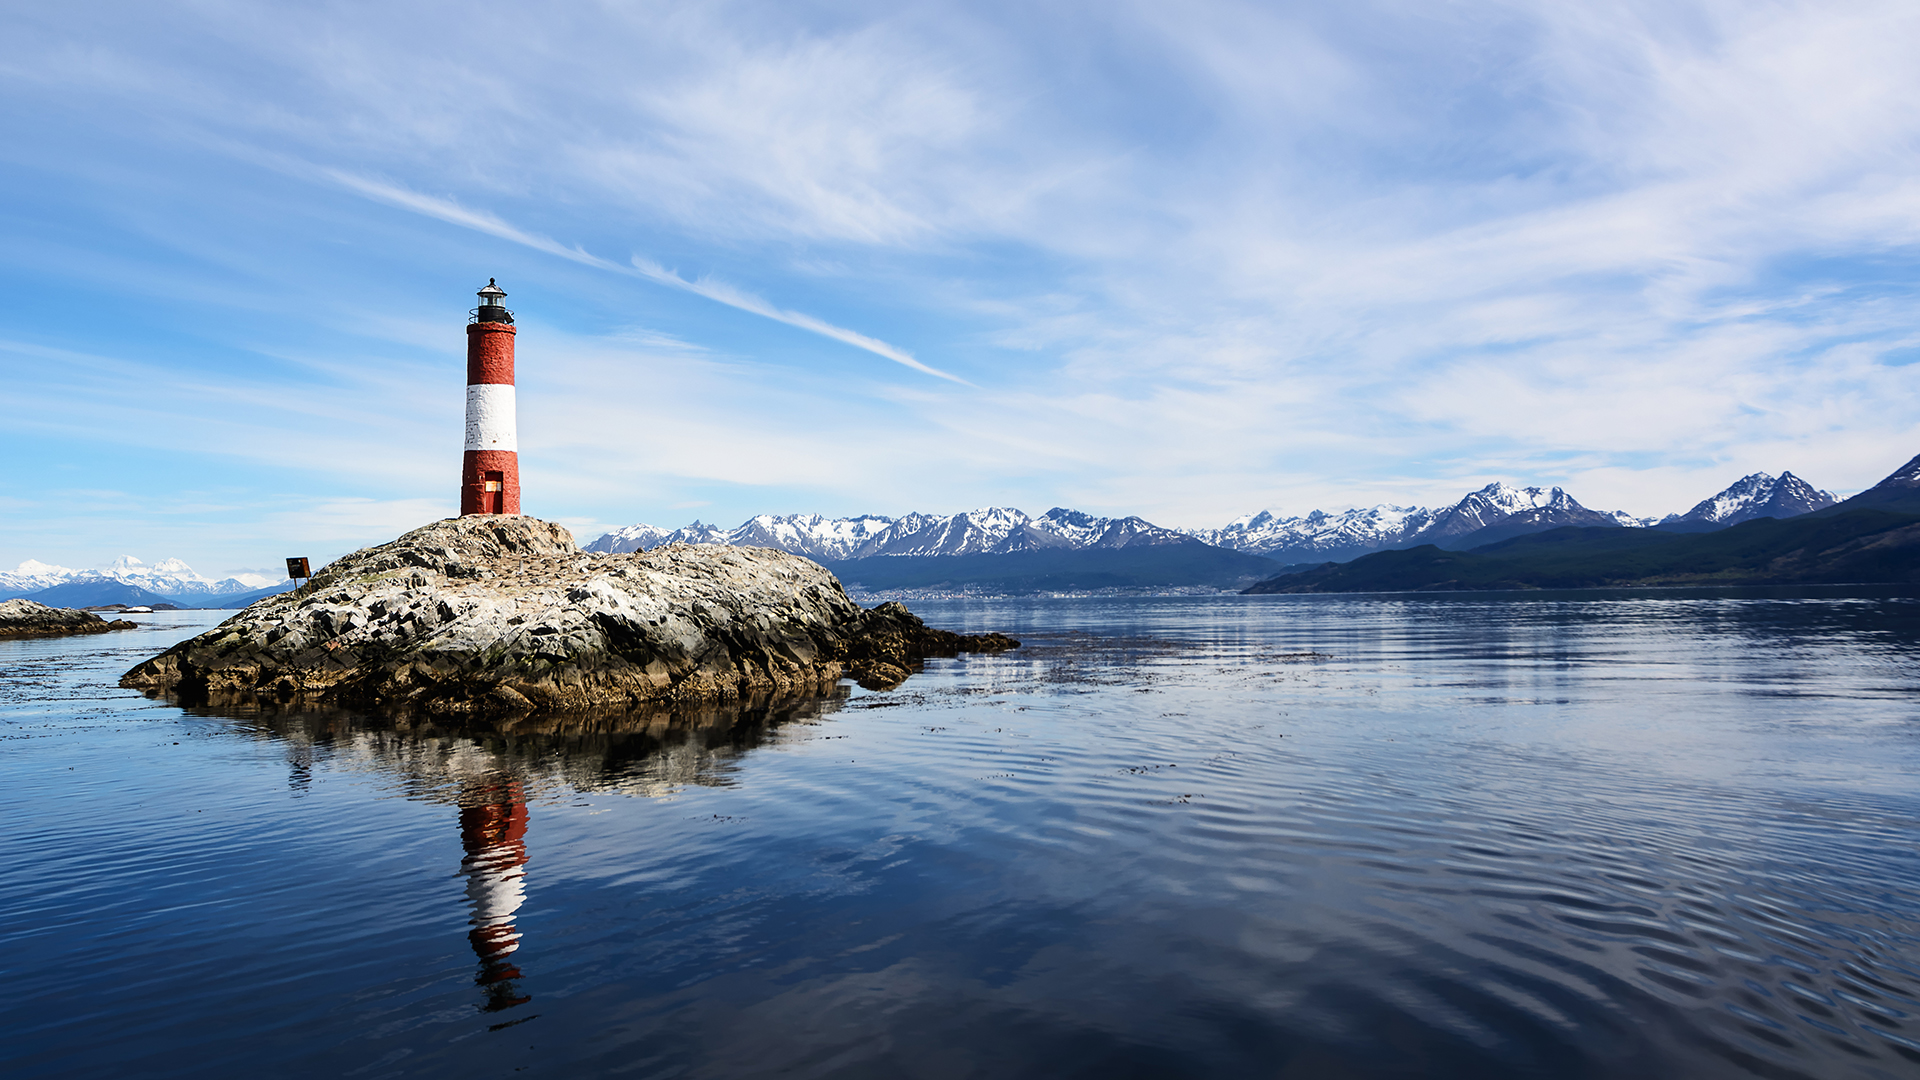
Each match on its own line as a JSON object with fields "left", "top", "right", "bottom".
{"left": 1243, "top": 508, "right": 1920, "bottom": 593}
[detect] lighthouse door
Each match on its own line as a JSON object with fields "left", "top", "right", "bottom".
{"left": 484, "top": 471, "right": 505, "bottom": 514}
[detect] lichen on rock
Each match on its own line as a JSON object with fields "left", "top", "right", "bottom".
{"left": 0, "top": 599, "right": 136, "bottom": 638}
{"left": 120, "top": 516, "right": 1017, "bottom": 717}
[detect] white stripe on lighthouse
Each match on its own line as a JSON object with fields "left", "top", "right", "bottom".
{"left": 464, "top": 383, "right": 518, "bottom": 452}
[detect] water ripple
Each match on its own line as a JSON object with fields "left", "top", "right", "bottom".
{"left": 6, "top": 594, "right": 1920, "bottom": 1077}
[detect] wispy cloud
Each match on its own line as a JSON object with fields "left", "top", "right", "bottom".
{"left": 628, "top": 257, "right": 967, "bottom": 383}
{"left": 327, "top": 171, "right": 962, "bottom": 382}
{"left": 324, "top": 170, "right": 627, "bottom": 272}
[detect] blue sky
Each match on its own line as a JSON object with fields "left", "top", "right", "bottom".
{"left": 4, "top": 0, "right": 1918, "bottom": 580}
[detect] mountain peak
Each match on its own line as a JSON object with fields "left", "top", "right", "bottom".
{"left": 1678, "top": 471, "right": 1835, "bottom": 525}
{"left": 14, "top": 559, "right": 75, "bottom": 576}
{"left": 1040, "top": 507, "right": 1100, "bottom": 528}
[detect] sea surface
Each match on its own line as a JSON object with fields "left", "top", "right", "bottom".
{"left": 6, "top": 589, "right": 1920, "bottom": 1079}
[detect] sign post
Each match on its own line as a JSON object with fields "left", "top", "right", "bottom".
{"left": 286, "top": 557, "right": 311, "bottom": 590}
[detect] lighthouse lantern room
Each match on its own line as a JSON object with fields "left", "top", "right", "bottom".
{"left": 461, "top": 278, "right": 520, "bottom": 516}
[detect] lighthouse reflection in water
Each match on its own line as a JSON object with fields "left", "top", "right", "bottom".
{"left": 249, "top": 692, "right": 845, "bottom": 1017}
{"left": 458, "top": 780, "right": 531, "bottom": 1013}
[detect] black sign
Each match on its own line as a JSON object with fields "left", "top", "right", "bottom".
{"left": 286, "top": 557, "right": 312, "bottom": 580}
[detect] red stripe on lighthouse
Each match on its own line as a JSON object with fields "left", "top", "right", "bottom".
{"left": 467, "top": 323, "right": 516, "bottom": 384}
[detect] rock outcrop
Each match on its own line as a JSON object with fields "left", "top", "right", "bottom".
{"left": 121, "top": 516, "right": 1018, "bottom": 716}
{"left": 0, "top": 598, "right": 136, "bottom": 638}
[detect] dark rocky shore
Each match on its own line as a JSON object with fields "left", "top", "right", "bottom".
{"left": 121, "top": 516, "right": 1017, "bottom": 716}
{"left": 0, "top": 599, "right": 136, "bottom": 638}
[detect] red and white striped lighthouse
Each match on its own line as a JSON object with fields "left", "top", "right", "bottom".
{"left": 461, "top": 279, "right": 520, "bottom": 516}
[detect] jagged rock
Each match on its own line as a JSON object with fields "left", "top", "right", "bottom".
{"left": 0, "top": 598, "right": 136, "bottom": 638}
{"left": 120, "top": 516, "right": 1018, "bottom": 716}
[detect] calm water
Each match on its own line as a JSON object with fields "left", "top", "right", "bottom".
{"left": 6, "top": 590, "right": 1920, "bottom": 1079}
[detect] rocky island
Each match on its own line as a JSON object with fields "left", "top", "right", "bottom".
{"left": 121, "top": 516, "right": 1018, "bottom": 716}
{"left": 0, "top": 599, "right": 138, "bottom": 638}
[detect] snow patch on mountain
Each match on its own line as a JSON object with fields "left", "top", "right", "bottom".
{"left": 582, "top": 523, "right": 673, "bottom": 554}
{"left": 875, "top": 507, "right": 1064, "bottom": 556}
{"left": 1038, "top": 508, "right": 1193, "bottom": 550}
{"left": 727, "top": 514, "right": 895, "bottom": 561}
{"left": 583, "top": 521, "right": 731, "bottom": 554}
{"left": 1189, "top": 505, "right": 1438, "bottom": 560}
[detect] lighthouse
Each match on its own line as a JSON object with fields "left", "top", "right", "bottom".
{"left": 461, "top": 279, "right": 520, "bottom": 515}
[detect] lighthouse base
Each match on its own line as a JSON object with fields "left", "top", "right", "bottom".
{"left": 461, "top": 450, "right": 521, "bottom": 516}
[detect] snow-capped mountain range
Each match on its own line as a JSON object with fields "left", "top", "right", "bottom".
{"left": 585, "top": 508, "right": 1200, "bottom": 560}
{"left": 1191, "top": 483, "right": 1656, "bottom": 563}
{"left": 588, "top": 471, "right": 1841, "bottom": 571}
{"left": 0, "top": 555, "right": 275, "bottom": 602}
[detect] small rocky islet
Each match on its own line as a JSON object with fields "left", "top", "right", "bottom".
{"left": 0, "top": 599, "right": 137, "bottom": 639}
{"left": 120, "top": 515, "right": 1018, "bottom": 716}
